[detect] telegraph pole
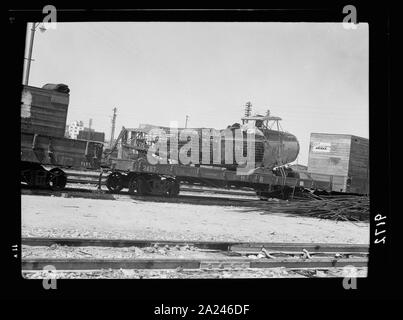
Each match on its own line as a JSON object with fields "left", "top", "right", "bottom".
{"left": 244, "top": 102, "right": 252, "bottom": 117}
{"left": 24, "top": 23, "right": 37, "bottom": 85}
{"left": 185, "top": 115, "right": 189, "bottom": 128}
{"left": 110, "top": 108, "right": 117, "bottom": 148}
{"left": 23, "top": 22, "right": 46, "bottom": 85}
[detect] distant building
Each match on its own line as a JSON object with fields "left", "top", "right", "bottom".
{"left": 67, "top": 119, "right": 105, "bottom": 142}
{"left": 67, "top": 120, "right": 84, "bottom": 139}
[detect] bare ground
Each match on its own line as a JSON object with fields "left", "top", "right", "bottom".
{"left": 21, "top": 195, "right": 369, "bottom": 244}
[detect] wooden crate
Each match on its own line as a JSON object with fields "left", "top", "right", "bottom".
{"left": 21, "top": 85, "right": 69, "bottom": 138}
{"left": 307, "top": 133, "right": 369, "bottom": 194}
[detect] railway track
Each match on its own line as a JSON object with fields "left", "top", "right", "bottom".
{"left": 22, "top": 237, "right": 369, "bottom": 272}
{"left": 22, "top": 257, "right": 368, "bottom": 271}
{"left": 64, "top": 170, "right": 259, "bottom": 196}
{"left": 20, "top": 185, "right": 262, "bottom": 208}
{"left": 22, "top": 237, "right": 369, "bottom": 253}
{"left": 67, "top": 177, "right": 257, "bottom": 196}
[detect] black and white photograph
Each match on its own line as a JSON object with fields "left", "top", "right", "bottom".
{"left": 19, "top": 19, "right": 370, "bottom": 280}
{"left": 4, "top": 5, "right": 392, "bottom": 302}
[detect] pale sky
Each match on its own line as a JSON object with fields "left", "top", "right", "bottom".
{"left": 24, "top": 22, "right": 368, "bottom": 165}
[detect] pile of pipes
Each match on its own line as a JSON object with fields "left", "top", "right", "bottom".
{"left": 264, "top": 194, "right": 369, "bottom": 222}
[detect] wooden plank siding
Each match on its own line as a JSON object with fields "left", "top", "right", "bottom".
{"left": 348, "top": 135, "right": 369, "bottom": 194}
{"left": 307, "top": 133, "right": 351, "bottom": 191}
{"left": 21, "top": 85, "right": 69, "bottom": 138}
{"left": 21, "top": 132, "right": 103, "bottom": 170}
{"left": 307, "top": 133, "right": 369, "bottom": 194}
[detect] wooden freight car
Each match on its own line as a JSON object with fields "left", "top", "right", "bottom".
{"left": 20, "top": 84, "right": 104, "bottom": 190}
{"left": 307, "top": 133, "right": 369, "bottom": 194}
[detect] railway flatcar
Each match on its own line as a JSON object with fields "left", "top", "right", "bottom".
{"left": 20, "top": 84, "right": 104, "bottom": 190}
{"left": 102, "top": 115, "right": 302, "bottom": 199}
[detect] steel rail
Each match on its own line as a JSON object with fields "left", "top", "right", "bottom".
{"left": 66, "top": 176, "right": 257, "bottom": 195}
{"left": 21, "top": 237, "right": 369, "bottom": 254}
{"left": 21, "top": 257, "right": 368, "bottom": 271}
{"left": 20, "top": 187, "right": 261, "bottom": 206}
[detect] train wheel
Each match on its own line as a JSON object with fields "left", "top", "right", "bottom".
{"left": 137, "top": 177, "right": 149, "bottom": 195}
{"left": 47, "top": 168, "right": 67, "bottom": 191}
{"left": 167, "top": 179, "right": 180, "bottom": 197}
{"left": 128, "top": 176, "right": 139, "bottom": 195}
{"left": 106, "top": 172, "right": 124, "bottom": 193}
{"left": 21, "top": 162, "right": 48, "bottom": 188}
